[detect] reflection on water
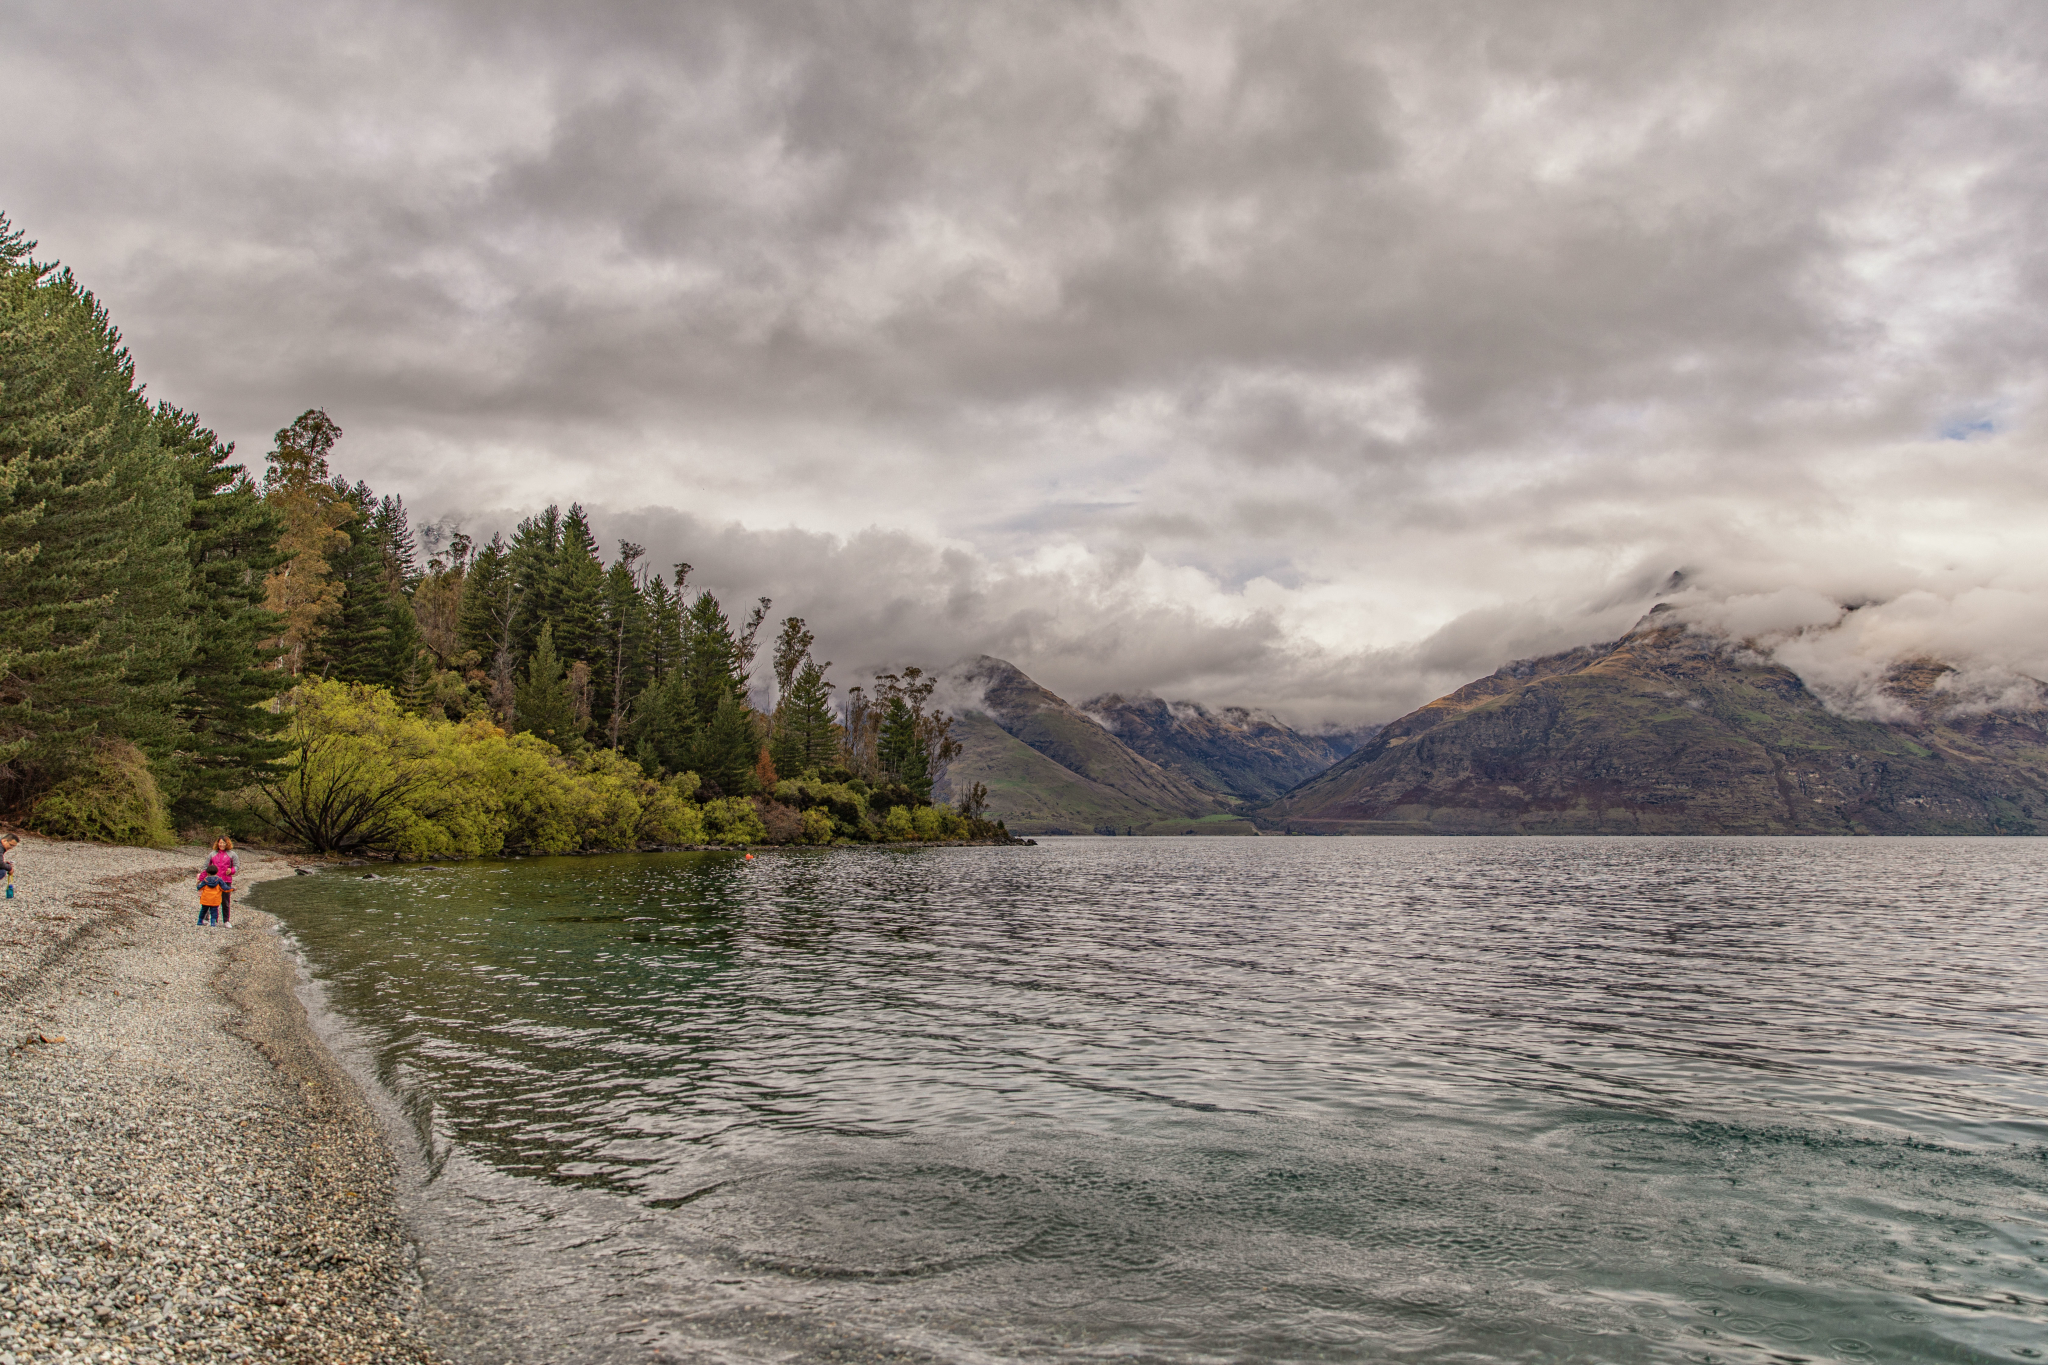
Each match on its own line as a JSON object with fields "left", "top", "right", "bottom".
{"left": 251, "top": 837, "right": 2048, "bottom": 1364}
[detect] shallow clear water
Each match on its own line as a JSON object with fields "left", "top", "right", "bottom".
{"left": 251, "top": 838, "right": 2048, "bottom": 1365}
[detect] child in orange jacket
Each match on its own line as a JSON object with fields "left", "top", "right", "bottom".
{"left": 197, "top": 872, "right": 224, "bottom": 926}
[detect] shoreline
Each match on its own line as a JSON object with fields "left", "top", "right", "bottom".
{"left": 0, "top": 835, "right": 449, "bottom": 1365}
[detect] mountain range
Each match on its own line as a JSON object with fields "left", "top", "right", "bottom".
{"left": 938, "top": 656, "right": 1370, "bottom": 835}
{"left": 942, "top": 607, "right": 2048, "bottom": 837}
{"left": 1259, "top": 606, "right": 2048, "bottom": 835}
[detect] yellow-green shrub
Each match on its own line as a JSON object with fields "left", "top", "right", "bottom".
{"left": 267, "top": 680, "right": 715, "bottom": 857}
{"left": 29, "top": 740, "right": 175, "bottom": 848}
{"left": 701, "top": 796, "right": 767, "bottom": 845}
{"left": 880, "top": 805, "right": 916, "bottom": 841}
{"left": 639, "top": 775, "right": 705, "bottom": 845}
{"left": 799, "top": 807, "right": 834, "bottom": 844}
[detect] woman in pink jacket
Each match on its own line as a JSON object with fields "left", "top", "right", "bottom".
{"left": 207, "top": 837, "right": 238, "bottom": 924}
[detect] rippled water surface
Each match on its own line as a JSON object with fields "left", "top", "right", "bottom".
{"left": 250, "top": 838, "right": 2048, "bottom": 1364}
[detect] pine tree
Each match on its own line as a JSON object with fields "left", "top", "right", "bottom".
{"left": 600, "top": 542, "right": 649, "bottom": 749}
{"left": 870, "top": 667, "right": 961, "bottom": 804}
{"left": 372, "top": 494, "right": 419, "bottom": 590}
{"left": 628, "top": 587, "right": 767, "bottom": 789}
{"left": 877, "top": 695, "right": 929, "bottom": 800}
{"left": 679, "top": 591, "right": 749, "bottom": 728}
{"left": 456, "top": 535, "right": 520, "bottom": 726}
{"left": 640, "top": 566, "right": 687, "bottom": 683}
{"left": 770, "top": 617, "right": 815, "bottom": 706}
{"left": 318, "top": 480, "right": 396, "bottom": 685}
{"left": 514, "top": 622, "right": 577, "bottom": 747}
{"left": 0, "top": 216, "right": 196, "bottom": 807}
{"left": 507, "top": 505, "right": 562, "bottom": 660}
{"left": 695, "top": 691, "right": 760, "bottom": 796}
{"left": 156, "top": 403, "right": 289, "bottom": 822}
{"left": 551, "top": 506, "right": 606, "bottom": 661}
{"left": 771, "top": 658, "right": 838, "bottom": 778}
{"left": 767, "top": 617, "right": 838, "bottom": 778}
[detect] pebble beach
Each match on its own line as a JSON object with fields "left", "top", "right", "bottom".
{"left": 0, "top": 836, "right": 449, "bottom": 1365}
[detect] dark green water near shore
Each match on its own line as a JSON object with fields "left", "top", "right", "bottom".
{"left": 251, "top": 838, "right": 2048, "bottom": 1364}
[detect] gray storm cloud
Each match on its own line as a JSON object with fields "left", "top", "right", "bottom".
{"left": 6, "top": 0, "right": 2047, "bottom": 723}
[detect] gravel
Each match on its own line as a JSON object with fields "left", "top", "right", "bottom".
{"left": 0, "top": 835, "right": 451, "bottom": 1365}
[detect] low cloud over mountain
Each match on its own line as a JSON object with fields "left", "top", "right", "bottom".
{"left": 9, "top": 2, "right": 2047, "bottom": 721}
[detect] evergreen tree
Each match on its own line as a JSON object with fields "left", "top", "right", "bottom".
{"left": 372, "top": 494, "right": 420, "bottom": 589}
{"left": 679, "top": 591, "right": 749, "bottom": 727}
{"left": 507, "top": 505, "right": 562, "bottom": 660}
{"left": 600, "top": 542, "right": 649, "bottom": 748}
{"left": 456, "top": 534, "right": 520, "bottom": 726}
{"left": 876, "top": 695, "right": 930, "bottom": 800}
{"left": 766, "top": 617, "right": 837, "bottom": 777}
{"left": 551, "top": 505, "right": 606, "bottom": 662}
{"left": 317, "top": 480, "right": 388, "bottom": 682}
{"left": 0, "top": 216, "right": 195, "bottom": 806}
{"left": 771, "top": 658, "right": 838, "bottom": 777}
{"left": 628, "top": 587, "right": 767, "bottom": 790}
{"left": 156, "top": 403, "right": 289, "bottom": 822}
{"left": 870, "top": 667, "right": 961, "bottom": 804}
{"left": 641, "top": 565, "right": 687, "bottom": 683}
{"left": 770, "top": 617, "right": 815, "bottom": 705}
{"left": 695, "top": 691, "right": 761, "bottom": 796}
{"left": 625, "top": 669, "right": 691, "bottom": 776}
{"left": 514, "top": 622, "right": 577, "bottom": 747}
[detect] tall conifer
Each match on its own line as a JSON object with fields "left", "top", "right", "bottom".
{"left": 156, "top": 404, "right": 288, "bottom": 820}
{"left": 0, "top": 216, "right": 195, "bottom": 805}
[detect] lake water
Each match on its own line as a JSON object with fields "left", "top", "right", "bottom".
{"left": 248, "top": 837, "right": 2048, "bottom": 1365}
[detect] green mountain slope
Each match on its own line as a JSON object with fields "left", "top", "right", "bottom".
{"left": 951, "top": 657, "right": 1227, "bottom": 820}
{"left": 943, "top": 711, "right": 1179, "bottom": 834}
{"left": 1257, "top": 607, "right": 2048, "bottom": 835}
{"left": 1079, "top": 694, "right": 1366, "bottom": 801}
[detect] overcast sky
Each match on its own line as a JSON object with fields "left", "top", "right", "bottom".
{"left": 7, "top": 1, "right": 2046, "bottom": 722}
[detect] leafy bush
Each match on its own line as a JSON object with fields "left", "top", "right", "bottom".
{"left": 263, "top": 681, "right": 710, "bottom": 857}
{"left": 29, "top": 740, "right": 175, "bottom": 847}
{"left": 700, "top": 796, "right": 767, "bottom": 846}
{"left": 252, "top": 680, "right": 992, "bottom": 857}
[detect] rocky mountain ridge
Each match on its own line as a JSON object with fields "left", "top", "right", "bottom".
{"left": 938, "top": 657, "right": 1352, "bottom": 834}
{"left": 1255, "top": 608, "right": 2048, "bottom": 835}
{"left": 1078, "top": 694, "right": 1373, "bottom": 801}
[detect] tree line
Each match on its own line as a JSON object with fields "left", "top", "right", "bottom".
{"left": 0, "top": 211, "right": 990, "bottom": 849}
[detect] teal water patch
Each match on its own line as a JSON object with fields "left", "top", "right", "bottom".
{"left": 253, "top": 839, "right": 2048, "bottom": 1364}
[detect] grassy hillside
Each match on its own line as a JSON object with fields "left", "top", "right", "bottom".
{"left": 952, "top": 658, "right": 1226, "bottom": 819}
{"left": 1258, "top": 610, "right": 2048, "bottom": 835}
{"left": 942, "top": 712, "right": 1179, "bottom": 834}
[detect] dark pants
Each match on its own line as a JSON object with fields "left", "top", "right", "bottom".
{"left": 198, "top": 902, "right": 219, "bottom": 925}
{"left": 219, "top": 889, "right": 231, "bottom": 924}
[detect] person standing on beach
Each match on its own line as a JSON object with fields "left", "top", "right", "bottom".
{"left": 1, "top": 834, "right": 16, "bottom": 889}
{"left": 207, "top": 838, "right": 238, "bottom": 925}
{"left": 197, "top": 871, "right": 223, "bottom": 926}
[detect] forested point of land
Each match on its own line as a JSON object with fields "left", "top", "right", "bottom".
{"left": 0, "top": 211, "right": 1001, "bottom": 854}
